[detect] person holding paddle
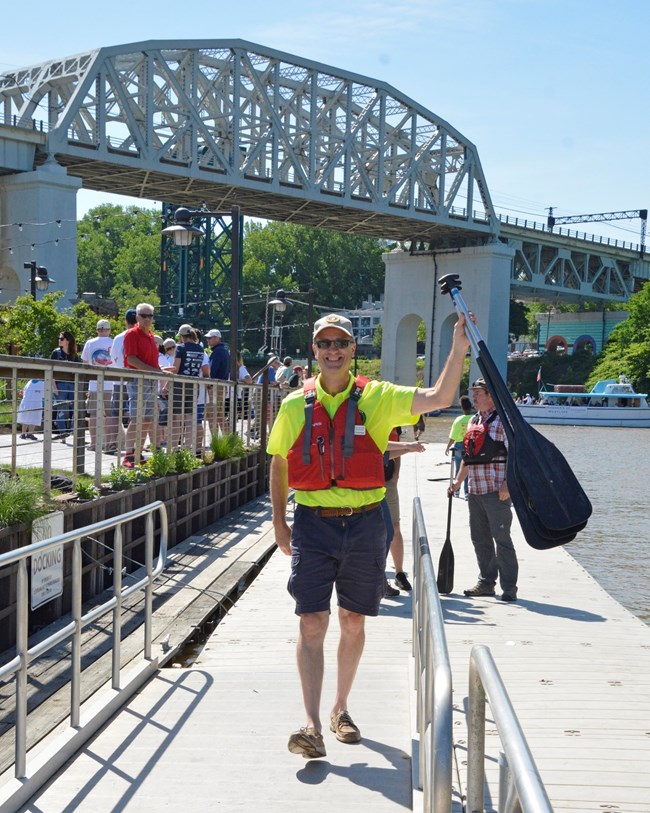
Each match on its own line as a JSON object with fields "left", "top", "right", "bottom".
{"left": 268, "top": 311, "right": 471, "bottom": 760}
{"left": 448, "top": 378, "right": 519, "bottom": 602}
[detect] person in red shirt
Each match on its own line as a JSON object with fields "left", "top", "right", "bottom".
{"left": 122, "top": 303, "right": 168, "bottom": 467}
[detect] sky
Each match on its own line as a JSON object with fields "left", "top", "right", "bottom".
{"left": 1, "top": 0, "right": 648, "bottom": 245}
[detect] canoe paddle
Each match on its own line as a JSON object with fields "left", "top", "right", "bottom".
{"left": 439, "top": 274, "right": 592, "bottom": 549}
{"left": 436, "top": 458, "right": 455, "bottom": 594}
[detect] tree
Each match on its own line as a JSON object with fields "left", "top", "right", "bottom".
{"left": 77, "top": 204, "right": 161, "bottom": 300}
{"left": 242, "top": 221, "right": 390, "bottom": 354}
{"left": 509, "top": 300, "right": 530, "bottom": 340}
{"left": 588, "top": 281, "right": 650, "bottom": 391}
{"left": 0, "top": 293, "right": 101, "bottom": 358}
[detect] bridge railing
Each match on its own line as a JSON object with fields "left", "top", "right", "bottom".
{"left": 0, "top": 110, "right": 47, "bottom": 132}
{"left": 498, "top": 211, "right": 643, "bottom": 253}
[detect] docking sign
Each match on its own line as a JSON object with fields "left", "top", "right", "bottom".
{"left": 31, "top": 512, "right": 64, "bottom": 610}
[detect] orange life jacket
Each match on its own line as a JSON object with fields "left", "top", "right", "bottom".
{"left": 287, "top": 376, "right": 385, "bottom": 491}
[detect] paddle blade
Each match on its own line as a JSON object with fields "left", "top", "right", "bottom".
{"left": 437, "top": 536, "right": 455, "bottom": 594}
{"left": 475, "top": 345, "right": 592, "bottom": 535}
{"left": 506, "top": 461, "right": 578, "bottom": 549}
{"left": 509, "top": 425, "right": 592, "bottom": 532}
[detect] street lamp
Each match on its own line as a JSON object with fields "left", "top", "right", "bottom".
{"left": 23, "top": 261, "right": 55, "bottom": 299}
{"left": 268, "top": 288, "right": 314, "bottom": 376}
{"left": 162, "top": 205, "right": 241, "bottom": 384}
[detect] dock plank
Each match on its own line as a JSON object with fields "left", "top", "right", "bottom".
{"left": 5, "top": 442, "right": 650, "bottom": 812}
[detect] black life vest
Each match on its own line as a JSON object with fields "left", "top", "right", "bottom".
{"left": 462, "top": 411, "right": 507, "bottom": 465}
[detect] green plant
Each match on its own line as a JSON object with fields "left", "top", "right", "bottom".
{"left": 75, "top": 478, "right": 99, "bottom": 500}
{"left": 0, "top": 475, "right": 46, "bottom": 528}
{"left": 145, "top": 447, "right": 177, "bottom": 478}
{"left": 210, "top": 432, "right": 246, "bottom": 460}
{"left": 172, "top": 448, "right": 201, "bottom": 473}
{"left": 107, "top": 464, "right": 150, "bottom": 491}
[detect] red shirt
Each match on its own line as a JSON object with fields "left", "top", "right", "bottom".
{"left": 123, "top": 326, "right": 159, "bottom": 370}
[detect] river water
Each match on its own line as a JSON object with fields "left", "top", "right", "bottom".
{"left": 424, "top": 416, "right": 650, "bottom": 625}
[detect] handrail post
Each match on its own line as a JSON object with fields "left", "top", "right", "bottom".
{"left": 144, "top": 513, "right": 153, "bottom": 660}
{"left": 71, "top": 539, "right": 82, "bottom": 727}
{"left": 467, "top": 653, "right": 487, "bottom": 812}
{"left": 15, "top": 559, "right": 29, "bottom": 778}
{"left": 112, "top": 526, "right": 123, "bottom": 689}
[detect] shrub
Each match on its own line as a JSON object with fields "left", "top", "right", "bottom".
{"left": 145, "top": 447, "right": 176, "bottom": 478}
{"left": 75, "top": 478, "right": 99, "bottom": 501}
{"left": 210, "top": 432, "right": 246, "bottom": 460}
{"left": 171, "top": 448, "right": 201, "bottom": 473}
{"left": 0, "top": 475, "right": 45, "bottom": 528}
{"left": 107, "top": 465, "right": 149, "bottom": 491}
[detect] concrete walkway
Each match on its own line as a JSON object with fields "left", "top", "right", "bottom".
{"left": 17, "top": 442, "right": 650, "bottom": 812}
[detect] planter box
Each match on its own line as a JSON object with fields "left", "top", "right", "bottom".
{"left": 0, "top": 451, "right": 264, "bottom": 654}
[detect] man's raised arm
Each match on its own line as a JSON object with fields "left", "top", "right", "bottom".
{"left": 411, "top": 313, "right": 471, "bottom": 415}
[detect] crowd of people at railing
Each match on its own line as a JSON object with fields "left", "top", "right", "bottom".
{"left": 14, "top": 304, "right": 306, "bottom": 466}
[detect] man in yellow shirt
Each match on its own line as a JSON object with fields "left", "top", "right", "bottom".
{"left": 444, "top": 394, "right": 473, "bottom": 497}
{"left": 268, "top": 311, "right": 470, "bottom": 759}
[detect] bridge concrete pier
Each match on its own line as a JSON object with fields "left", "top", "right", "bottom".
{"left": 381, "top": 242, "right": 515, "bottom": 390}
{"left": 0, "top": 159, "right": 81, "bottom": 307}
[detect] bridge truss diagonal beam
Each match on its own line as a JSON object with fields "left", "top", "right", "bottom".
{"left": 0, "top": 39, "right": 497, "bottom": 244}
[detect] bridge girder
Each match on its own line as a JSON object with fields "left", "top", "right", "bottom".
{"left": 0, "top": 40, "right": 497, "bottom": 244}
{"left": 502, "top": 225, "right": 647, "bottom": 303}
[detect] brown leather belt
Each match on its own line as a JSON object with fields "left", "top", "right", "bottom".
{"left": 308, "top": 501, "right": 382, "bottom": 518}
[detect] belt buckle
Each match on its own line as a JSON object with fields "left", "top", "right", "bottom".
{"left": 342, "top": 506, "right": 354, "bottom": 517}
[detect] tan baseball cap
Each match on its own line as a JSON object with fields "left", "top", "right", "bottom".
{"left": 313, "top": 313, "right": 354, "bottom": 339}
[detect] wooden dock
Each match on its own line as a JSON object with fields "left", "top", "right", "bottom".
{"left": 9, "top": 443, "right": 650, "bottom": 812}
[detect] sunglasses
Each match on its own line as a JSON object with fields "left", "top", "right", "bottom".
{"left": 58, "top": 336, "right": 66, "bottom": 340}
{"left": 137, "top": 312, "right": 154, "bottom": 318}
{"left": 314, "top": 338, "right": 352, "bottom": 350}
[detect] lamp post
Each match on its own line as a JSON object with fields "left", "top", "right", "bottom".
{"left": 23, "top": 261, "right": 55, "bottom": 299}
{"left": 162, "top": 205, "right": 241, "bottom": 383}
{"left": 268, "top": 288, "right": 314, "bottom": 376}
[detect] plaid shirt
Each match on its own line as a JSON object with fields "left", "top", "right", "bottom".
{"left": 467, "top": 409, "right": 508, "bottom": 495}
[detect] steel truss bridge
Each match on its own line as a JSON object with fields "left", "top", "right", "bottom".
{"left": 0, "top": 39, "right": 647, "bottom": 315}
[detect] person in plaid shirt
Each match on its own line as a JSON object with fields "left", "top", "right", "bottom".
{"left": 449, "top": 378, "right": 519, "bottom": 602}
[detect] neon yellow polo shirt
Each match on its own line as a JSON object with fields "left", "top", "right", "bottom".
{"left": 449, "top": 412, "right": 472, "bottom": 442}
{"left": 267, "top": 374, "right": 418, "bottom": 507}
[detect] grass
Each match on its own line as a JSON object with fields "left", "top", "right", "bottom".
{"left": 210, "top": 432, "right": 246, "bottom": 461}
{"left": 0, "top": 475, "right": 46, "bottom": 528}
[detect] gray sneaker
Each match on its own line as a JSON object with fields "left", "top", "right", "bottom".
{"left": 463, "top": 584, "right": 496, "bottom": 597}
{"left": 288, "top": 727, "right": 326, "bottom": 759}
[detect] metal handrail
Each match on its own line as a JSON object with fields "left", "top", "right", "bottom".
{"left": 467, "top": 644, "right": 554, "bottom": 813}
{"left": 411, "top": 496, "right": 453, "bottom": 812}
{"left": 0, "top": 500, "right": 168, "bottom": 780}
{"left": 0, "top": 353, "right": 278, "bottom": 491}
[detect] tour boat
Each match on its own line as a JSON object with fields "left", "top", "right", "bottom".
{"left": 517, "top": 376, "right": 650, "bottom": 428}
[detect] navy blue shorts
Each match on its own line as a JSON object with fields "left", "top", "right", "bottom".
{"left": 288, "top": 504, "right": 388, "bottom": 617}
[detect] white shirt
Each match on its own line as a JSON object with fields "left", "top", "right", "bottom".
{"left": 81, "top": 335, "right": 114, "bottom": 391}
{"left": 110, "top": 330, "right": 128, "bottom": 369}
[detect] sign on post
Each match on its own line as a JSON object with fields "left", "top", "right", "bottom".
{"left": 31, "top": 512, "right": 65, "bottom": 611}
